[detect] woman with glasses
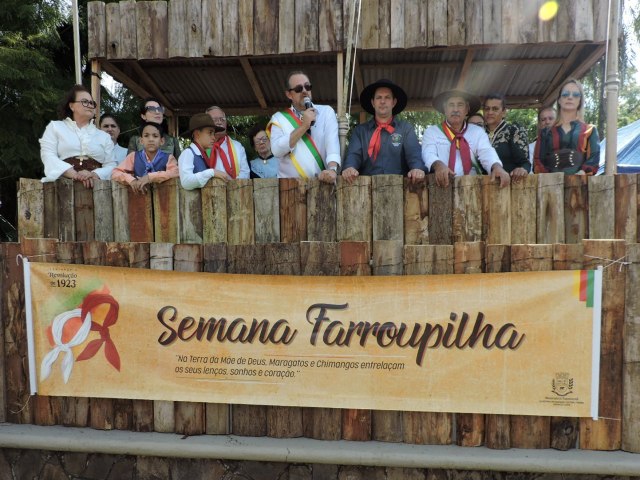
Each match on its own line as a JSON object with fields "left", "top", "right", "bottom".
{"left": 247, "top": 123, "right": 277, "bottom": 178}
{"left": 40, "top": 84, "right": 116, "bottom": 188}
{"left": 534, "top": 78, "right": 600, "bottom": 174}
{"left": 127, "top": 97, "right": 181, "bottom": 158}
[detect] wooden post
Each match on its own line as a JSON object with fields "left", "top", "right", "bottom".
{"left": 307, "top": 179, "right": 337, "bottom": 242}
{"left": 588, "top": 176, "right": 615, "bottom": 240}
{"left": 74, "top": 182, "right": 95, "bottom": 241}
{"left": 300, "top": 241, "right": 341, "bottom": 440}
{"left": 43, "top": 183, "right": 59, "bottom": 240}
{"left": 403, "top": 178, "right": 429, "bottom": 245}
{"left": 510, "top": 243, "right": 553, "bottom": 449}
{"left": 615, "top": 174, "right": 637, "bottom": 242}
{"left": 428, "top": 175, "right": 453, "bottom": 245}
{"left": 482, "top": 176, "right": 511, "bottom": 244}
{"left": 150, "top": 242, "right": 176, "bottom": 433}
{"left": 339, "top": 241, "right": 372, "bottom": 441}
{"left": 580, "top": 239, "right": 625, "bottom": 451}
{"left": 452, "top": 175, "right": 482, "bottom": 243}
{"left": 403, "top": 244, "right": 454, "bottom": 445}
{"left": 57, "top": 178, "right": 76, "bottom": 242}
{"left": 454, "top": 241, "right": 485, "bottom": 446}
{"left": 537, "top": 173, "right": 564, "bottom": 244}
{"left": 623, "top": 243, "right": 640, "bottom": 452}
{"left": 179, "top": 187, "right": 203, "bottom": 243}
{"left": 372, "top": 175, "right": 403, "bottom": 241}
{"left": 202, "top": 179, "right": 227, "bottom": 244}
{"left": 127, "top": 190, "right": 154, "bottom": 242}
{"left": 93, "top": 180, "right": 114, "bottom": 242}
{"left": 22, "top": 238, "right": 60, "bottom": 426}
{"left": 484, "top": 244, "right": 511, "bottom": 450}
{"left": 279, "top": 178, "right": 307, "bottom": 243}
{"left": 111, "top": 181, "right": 130, "bottom": 242}
{"left": 17, "top": 178, "right": 44, "bottom": 239}
{"left": 152, "top": 178, "right": 179, "bottom": 243}
{"left": 253, "top": 178, "right": 280, "bottom": 244}
{"left": 337, "top": 176, "right": 372, "bottom": 242}
{"left": 227, "top": 179, "right": 255, "bottom": 245}
{"left": 564, "top": 175, "right": 589, "bottom": 244}
{"left": 511, "top": 174, "right": 537, "bottom": 244}
{"left": 172, "top": 243, "right": 206, "bottom": 435}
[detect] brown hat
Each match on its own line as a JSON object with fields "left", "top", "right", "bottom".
{"left": 187, "top": 113, "right": 216, "bottom": 134}
{"left": 359, "top": 79, "right": 408, "bottom": 116}
{"left": 433, "top": 89, "right": 481, "bottom": 116}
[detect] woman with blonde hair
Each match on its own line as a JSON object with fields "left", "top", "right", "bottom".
{"left": 534, "top": 78, "right": 600, "bottom": 174}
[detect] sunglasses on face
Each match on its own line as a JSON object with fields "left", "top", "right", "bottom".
{"left": 288, "top": 83, "right": 312, "bottom": 93}
{"left": 145, "top": 105, "right": 165, "bottom": 113}
{"left": 560, "top": 91, "right": 582, "bottom": 98}
{"left": 74, "top": 99, "right": 97, "bottom": 108}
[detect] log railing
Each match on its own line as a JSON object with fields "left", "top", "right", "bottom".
{"left": 4, "top": 174, "right": 640, "bottom": 454}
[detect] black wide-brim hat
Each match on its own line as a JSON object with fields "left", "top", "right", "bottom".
{"left": 359, "top": 79, "right": 408, "bottom": 116}
{"left": 433, "top": 89, "right": 481, "bottom": 116}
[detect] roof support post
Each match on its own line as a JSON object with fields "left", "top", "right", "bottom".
{"left": 337, "top": 52, "right": 348, "bottom": 159}
{"left": 604, "top": 0, "right": 620, "bottom": 175}
{"left": 91, "top": 59, "right": 102, "bottom": 126}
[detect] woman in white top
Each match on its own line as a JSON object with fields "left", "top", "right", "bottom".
{"left": 40, "top": 85, "right": 116, "bottom": 188}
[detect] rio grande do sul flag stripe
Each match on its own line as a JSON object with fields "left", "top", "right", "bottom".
{"left": 24, "top": 260, "right": 602, "bottom": 418}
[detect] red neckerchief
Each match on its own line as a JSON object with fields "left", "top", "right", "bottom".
{"left": 211, "top": 136, "right": 237, "bottom": 179}
{"left": 194, "top": 142, "right": 214, "bottom": 169}
{"left": 442, "top": 121, "right": 472, "bottom": 174}
{"left": 367, "top": 117, "right": 395, "bottom": 162}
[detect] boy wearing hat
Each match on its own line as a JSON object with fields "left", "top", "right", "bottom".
{"left": 342, "top": 79, "right": 425, "bottom": 184}
{"left": 179, "top": 113, "right": 231, "bottom": 190}
{"left": 422, "top": 89, "right": 509, "bottom": 188}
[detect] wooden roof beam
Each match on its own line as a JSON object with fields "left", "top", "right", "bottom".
{"left": 239, "top": 58, "right": 268, "bottom": 110}
{"left": 129, "top": 62, "right": 175, "bottom": 114}
{"left": 100, "top": 60, "right": 151, "bottom": 101}
{"left": 456, "top": 48, "right": 475, "bottom": 90}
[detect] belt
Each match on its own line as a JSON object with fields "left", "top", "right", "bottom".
{"left": 64, "top": 156, "right": 101, "bottom": 172}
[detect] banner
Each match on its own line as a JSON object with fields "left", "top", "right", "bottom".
{"left": 24, "top": 261, "right": 601, "bottom": 417}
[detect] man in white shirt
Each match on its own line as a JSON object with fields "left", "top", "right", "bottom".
{"left": 204, "top": 106, "right": 250, "bottom": 179}
{"left": 528, "top": 107, "right": 557, "bottom": 164}
{"left": 421, "top": 89, "right": 510, "bottom": 188}
{"left": 267, "top": 71, "right": 340, "bottom": 184}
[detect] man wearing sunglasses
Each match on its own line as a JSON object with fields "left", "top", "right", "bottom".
{"left": 267, "top": 71, "right": 340, "bottom": 183}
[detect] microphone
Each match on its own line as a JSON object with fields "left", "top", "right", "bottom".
{"left": 304, "top": 97, "right": 315, "bottom": 127}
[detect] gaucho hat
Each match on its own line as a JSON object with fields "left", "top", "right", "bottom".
{"left": 433, "top": 89, "right": 481, "bottom": 116}
{"left": 359, "top": 79, "right": 408, "bottom": 116}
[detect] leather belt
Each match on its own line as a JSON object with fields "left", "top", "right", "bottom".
{"left": 64, "top": 156, "right": 101, "bottom": 172}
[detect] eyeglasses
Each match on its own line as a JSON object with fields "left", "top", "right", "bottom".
{"left": 145, "top": 105, "right": 165, "bottom": 113}
{"left": 254, "top": 136, "right": 269, "bottom": 144}
{"left": 288, "top": 83, "right": 312, "bottom": 93}
{"left": 560, "top": 91, "right": 582, "bottom": 98}
{"left": 211, "top": 116, "right": 226, "bottom": 123}
{"left": 73, "top": 99, "right": 97, "bottom": 108}
{"left": 101, "top": 123, "right": 118, "bottom": 128}
{"left": 470, "top": 121, "right": 485, "bottom": 127}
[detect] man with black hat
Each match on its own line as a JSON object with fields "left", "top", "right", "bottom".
{"left": 342, "top": 79, "right": 425, "bottom": 184}
{"left": 422, "top": 89, "right": 510, "bottom": 188}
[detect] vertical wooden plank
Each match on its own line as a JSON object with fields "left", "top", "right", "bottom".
{"left": 516, "top": 0, "right": 539, "bottom": 43}
{"left": 43, "top": 183, "right": 59, "bottom": 240}
{"left": 127, "top": 191, "right": 154, "bottom": 242}
{"left": 484, "top": 244, "right": 511, "bottom": 450}
{"left": 465, "top": 0, "right": 483, "bottom": 45}
{"left": 307, "top": 180, "right": 337, "bottom": 242}
{"left": 510, "top": 243, "right": 553, "bottom": 449}
{"left": 202, "top": 179, "right": 228, "bottom": 244}
{"left": 372, "top": 175, "right": 403, "bottom": 241}
{"left": 227, "top": 179, "right": 255, "bottom": 245}
{"left": 136, "top": 1, "right": 168, "bottom": 60}
{"left": 447, "top": 0, "right": 465, "bottom": 46}
{"left": 294, "top": 0, "right": 319, "bottom": 52}
{"left": 623, "top": 243, "right": 640, "bottom": 453}
{"left": 483, "top": 0, "right": 502, "bottom": 44}
{"left": 378, "top": 0, "right": 390, "bottom": 49}
{"left": 238, "top": 0, "right": 254, "bottom": 55}
{"left": 202, "top": 0, "right": 223, "bottom": 57}
{"left": 537, "top": 173, "right": 565, "bottom": 244}
{"left": 3, "top": 243, "right": 33, "bottom": 424}
{"left": 149, "top": 242, "right": 176, "bottom": 433}
{"left": 452, "top": 176, "right": 482, "bottom": 243}
{"left": 405, "top": 0, "right": 428, "bottom": 48}
{"left": 277, "top": 0, "right": 295, "bottom": 54}
{"left": 56, "top": 178, "right": 75, "bottom": 242}
{"left": 390, "top": 0, "right": 405, "bottom": 48}
{"left": 589, "top": 175, "right": 615, "bottom": 239}
{"left": 301, "top": 241, "right": 339, "bottom": 276}
{"left": 428, "top": 0, "right": 448, "bottom": 46}
{"left": 172, "top": 243, "right": 206, "bottom": 436}
{"left": 482, "top": 176, "right": 511, "bottom": 245}
{"left": 337, "top": 176, "right": 372, "bottom": 242}
{"left": 360, "top": 0, "right": 379, "bottom": 49}
{"left": 592, "top": 0, "right": 608, "bottom": 42}
{"left": 17, "top": 178, "right": 44, "bottom": 239}
{"left": 21, "top": 239, "right": 60, "bottom": 426}
{"left": 105, "top": 2, "right": 121, "bottom": 59}
{"left": 74, "top": 183, "right": 95, "bottom": 242}
{"left": 203, "top": 243, "right": 228, "bottom": 274}
{"left": 403, "top": 244, "right": 454, "bottom": 445}
{"left": 454, "top": 241, "right": 485, "bottom": 447}
{"left": 501, "top": 0, "right": 519, "bottom": 44}
{"left": 253, "top": 178, "right": 280, "bottom": 243}
{"left": 428, "top": 175, "right": 453, "bottom": 245}
{"left": 615, "top": 174, "right": 637, "bottom": 242}
{"left": 511, "top": 174, "right": 537, "bottom": 244}
{"left": 404, "top": 178, "right": 429, "bottom": 245}
{"left": 93, "top": 180, "right": 114, "bottom": 242}
{"left": 574, "top": 0, "right": 594, "bottom": 41}
{"left": 87, "top": 1, "right": 107, "bottom": 59}
{"left": 152, "top": 178, "right": 179, "bottom": 243}
{"left": 279, "top": 178, "right": 307, "bottom": 243}
{"left": 371, "top": 239, "right": 403, "bottom": 442}
{"left": 119, "top": 0, "right": 138, "bottom": 59}
{"left": 564, "top": 175, "right": 589, "bottom": 244}
{"left": 168, "top": 0, "right": 202, "bottom": 58}
{"left": 254, "top": 0, "right": 279, "bottom": 55}
{"left": 0, "top": 244, "right": 5, "bottom": 422}
{"left": 580, "top": 239, "right": 625, "bottom": 451}
{"left": 179, "top": 188, "right": 203, "bottom": 243}
{"left": 319, "top": 0, "right": 342, "bottom": 51}
{"left": 549, "top": 243, "right": 584, "bottom": 451}
{"left": 221, "top": 0, "right": 239, "bottom": 56}
{"left": 111, "top": 181, "right": 129, "bottom": 242}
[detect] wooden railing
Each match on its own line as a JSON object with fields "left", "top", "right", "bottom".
{"left": 4, "top": 174, "right": 640, "bottom": 454}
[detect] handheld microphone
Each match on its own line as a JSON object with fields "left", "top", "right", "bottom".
{"left": 303, "top": 97, "right": 315, "bottom": 127}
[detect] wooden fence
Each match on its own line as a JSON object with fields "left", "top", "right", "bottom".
{"left": 3, "top": 174, "right": 640, "bottom": 455}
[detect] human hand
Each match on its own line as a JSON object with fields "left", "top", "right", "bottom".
{"left": 341, "top": 167, "right": 359, "bottom": 184}
{"left": 510, "top": 167, "right": 528, "bottom": 183}
{"left": 319, "top": 168, "right": 337, "bottom": 184}
{"left": 301, "top": 108, "right": 317, "bottom": 129}
{"left": 407, "top": 168, "right": 426, "bottom": 184}
{"left": 491, "top": 165, "right": 511, "bottom": 188}
{"left": 214, "top": 170, "right": 231, "bottom": 182}
{"left": 432, "top": 161, "right": 454, "bottom": 188}
{"left": 80, "top": 172, "right": 99, "bottom": 189}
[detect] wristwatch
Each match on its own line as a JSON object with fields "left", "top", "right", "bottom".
{"left": 328, "top": 165, "right": 338, "bottom": 172}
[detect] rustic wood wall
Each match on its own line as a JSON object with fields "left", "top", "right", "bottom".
{"left": 6, "top": 174, "right": 640, "bottom": 455}
{"left": 88, "top": 0, "right": 608, "bottom": 60}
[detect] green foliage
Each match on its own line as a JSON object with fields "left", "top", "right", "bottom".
{"left": 506, "top": 109, "right": 538, "bottom": 143}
